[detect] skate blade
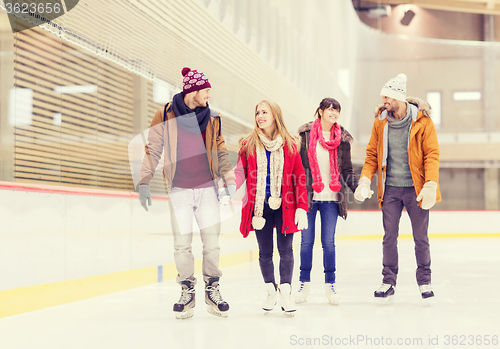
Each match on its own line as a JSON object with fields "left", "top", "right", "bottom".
{"left": 294, "top": 298, "right": 307, "bottom": 304}
{"left": 327, "top": 296, "right": 340, "bottom": 305}
{"left": 262, "top": 300, "right": 276, "bottom": 312}
{"left": 422, "top": 297, "right": 433, "bottom": 307}
{"left": 174, "top": 308, "right": 194, "bottom": 319}
{"left": 281, "top": 307, "right": 296, "bottom": 316}
{"left": 376, "top": 295, "right": 394, "bottom": 305}
{"left": 207, "top": 305, "right": 228, "bottom": 318}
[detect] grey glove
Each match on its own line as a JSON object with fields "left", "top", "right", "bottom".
{"left": 139, "top": 184, "right": 152, "bottom": 211}
{"left": 218, "top": 184, "right": 236, "bottom": 203}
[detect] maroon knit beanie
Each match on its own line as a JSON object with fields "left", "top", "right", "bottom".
{"left": 181, "top": 67, "right": 211, "bottom": 94}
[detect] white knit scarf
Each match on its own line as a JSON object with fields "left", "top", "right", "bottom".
{"left": 252, "top": 134, "right": 284, "bottom": 230}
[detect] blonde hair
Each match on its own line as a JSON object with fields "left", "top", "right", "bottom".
{"left": 239, "top": 100, "right": 297, "bottom": 156}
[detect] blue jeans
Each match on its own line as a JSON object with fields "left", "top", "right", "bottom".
{"left": 299, "top": 201, "right": 339, "bottom": 283}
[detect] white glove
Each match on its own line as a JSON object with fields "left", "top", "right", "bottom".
{"left": 354, "top": 177, "right": 373, "bottom": 202}
{"left": 295, "top": 208, "right": 308, "bottom": 231}
{"left": 416, "top": 181, "right": 438, "bottom": 210}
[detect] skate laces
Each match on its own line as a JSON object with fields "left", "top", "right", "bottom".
{"left": 206, "top": 284, "right": 224, "bottom": 304}
{"left": 267, "top": 287, "right": 276, "bottom": 296}
{"left": 298, "top": 282, "right": 306, "bottom": 292}
{"left": 377, "top": 283, "right": 392, "bottom": 292}
{"left": 419, "top": 284, "right": 432, "bottom": 293}
{"left": 327, "top": 283, "right": 337, "bottom": 294}
{"left": 178, "top": 287, "right": 195, "bottom": 305}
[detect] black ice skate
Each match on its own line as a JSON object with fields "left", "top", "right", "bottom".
{"left": 419, "top": 284, "right": 434, "bottom": 299}
{"left": 419, "top": 284, "right": 434, "bottom": 306}
{"left": 374, "top": 283, "right": 395, "bottom": 305}
{"left": 205, "top": 277, "right": 229, "bottom": 317}
{"left": 173, "top": 281, "right": 195, "bottom": 319}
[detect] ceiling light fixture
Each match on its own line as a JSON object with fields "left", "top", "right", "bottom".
{"left": 400, "top": 9, "right": 415, "bottom": 25}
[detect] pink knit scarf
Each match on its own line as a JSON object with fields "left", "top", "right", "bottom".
{"left": 308, "top": 118, "right": 342, "bottom": 193}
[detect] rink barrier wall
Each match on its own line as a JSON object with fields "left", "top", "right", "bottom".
{"left": 1, "top": 231, "right": 498, "bottom": 318}
{"left": 0, "top": 250, "right": 258, "bottom": 319}
{"left": 1, "top": 182, "right": 499, "bottom": 318}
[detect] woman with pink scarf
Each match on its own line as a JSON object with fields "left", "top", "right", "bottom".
{"left": 295, "top": 98, "right": 358, "bottom": 305}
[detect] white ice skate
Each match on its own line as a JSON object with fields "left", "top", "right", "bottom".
{"left": 262, "top": 283, "right": 278, "bottom": 313}
{"left": 325, "top": 283, "right": 340, "bottom": 305}
{"left": 374, "top": 283, "right": 395, "bottom": 305}
{"left": 419, "top": 284, "right": 434, "bottom": 306}
{"left": 279, "top": 283, "right": 296, "bottom": 316}
{"left": 173, "top": 282, "right": 195, "bottom": 319}
{"left": 294, "top": 281, "right": 310, "bottom": 304}
{"left": 205, "top": 277, "right": 229, "bottom": 318}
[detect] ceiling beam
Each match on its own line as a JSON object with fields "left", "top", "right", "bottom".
{"left": 361, "top": 0, "right": 500, "bottom": 15}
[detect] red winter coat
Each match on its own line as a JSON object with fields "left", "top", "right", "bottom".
{"left": 235, "top": 142, "right": 308, "bottom": 238}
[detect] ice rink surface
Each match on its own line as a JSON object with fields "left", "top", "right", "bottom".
{"left": 1, "top": 236, "right": 499, "bottom": 349}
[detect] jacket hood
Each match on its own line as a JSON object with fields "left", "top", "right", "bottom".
{"left": 298, "top": 121, "right": 354, "bottom": 144}
{"left": 374, "top": 96, "right": 432, "bottom": 118}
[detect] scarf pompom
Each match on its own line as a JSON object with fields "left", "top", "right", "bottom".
{"left": 329, "top": 181, "right": 342, "bottom": 192}
{"left": 312, "top": 182, "right": 325, "bottom": 193}
{"left": 253, "top": 135, "right": 284, "bottom": 226}
{"left": 268, "top": 197, "right": 281, "bottom": 210}
{"left": 252, "top": 216, "right": 266, "bottom": 230}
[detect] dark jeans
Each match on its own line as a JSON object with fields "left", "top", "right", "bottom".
{"left": 299, "top": 201, "right": 339, "bottom": 283}
{"left": 255, "top": 200, "right": 294, "bottom": 285}
{"left": 381, "top": 186, "right": 431, "bottom": 286}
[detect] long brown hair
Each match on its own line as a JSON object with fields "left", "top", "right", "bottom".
{"left": 239, "top": 100, "right": 297, "bottom": 156}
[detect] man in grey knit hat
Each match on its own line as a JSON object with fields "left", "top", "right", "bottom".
{"left": 354, "top": 73, "right": 441, "bottom": 304}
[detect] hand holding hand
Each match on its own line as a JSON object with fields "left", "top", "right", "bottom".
{"left": 219, "top": 184, "right": 236, "bottom": 204}
{"left": 354, "top": 177, "right": 374, "bottom": 202}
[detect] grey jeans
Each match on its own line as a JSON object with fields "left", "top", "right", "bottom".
{"left": 168, "top": 186, "right": 222, "bottom": 286}
{"left": 381, "top": 185, "right": 431, "bottom": 286}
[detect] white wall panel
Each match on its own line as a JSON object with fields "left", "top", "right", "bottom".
{"left": 1, "top": 187, "right": 498, "bottom": 292}
{"left": 0, "top": 191, "right": 66, "bottom": 289}
{"left": 64, "top": 196, "right": 133, "bottom": 280}
{"left": 130, "top": 201, "right": 174, "bottom": 270}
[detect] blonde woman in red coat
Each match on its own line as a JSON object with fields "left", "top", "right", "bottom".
{"left": 234, "top": 100, "right": 308, "bottom": 316}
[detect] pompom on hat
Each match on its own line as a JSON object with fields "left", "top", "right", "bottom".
{"left": 380, "top": 73, "right": 407, "bottom": 102}
{"left": 181, "top": 67, "right": 211, "bottom": 94}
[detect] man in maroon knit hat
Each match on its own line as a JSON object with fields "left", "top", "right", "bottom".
{"left": 138, "top": 67, "right": 236, "bottom": 319}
